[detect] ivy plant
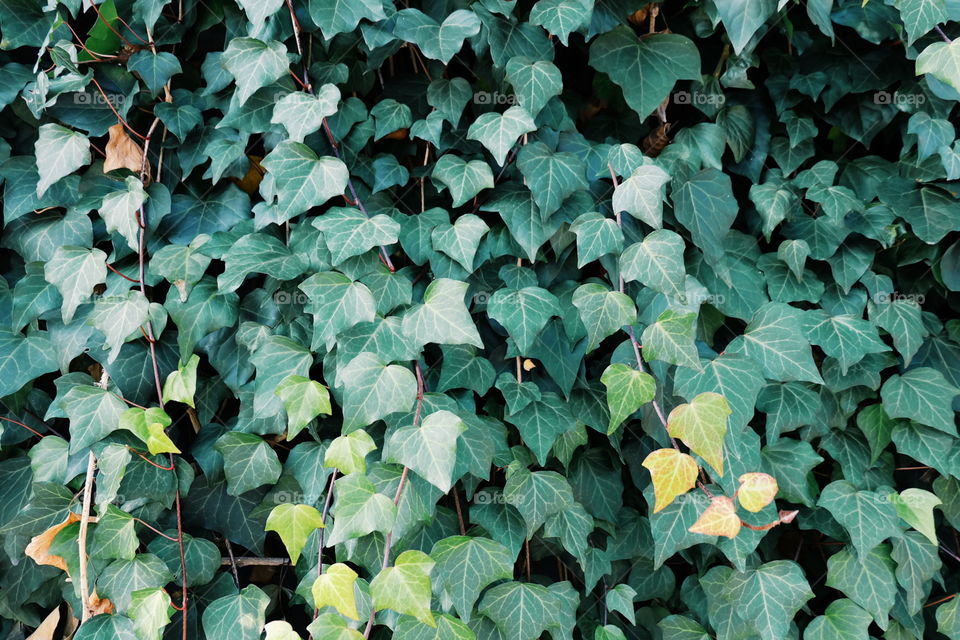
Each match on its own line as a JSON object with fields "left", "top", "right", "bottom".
{"left": 1, "top": 0, "right": 960, "bottom": 639}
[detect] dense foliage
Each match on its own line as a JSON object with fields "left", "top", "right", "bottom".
{"left": 1, "top": 0, "right": 960, "bottom": 638}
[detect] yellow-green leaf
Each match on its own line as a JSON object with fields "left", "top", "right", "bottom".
{"left": 642, "top": 448, "right": 699, "bottom": 513}
{"left": 264, "top": 503, "right": 324, "bottom": 565}
{"left": 667, "top": 392, "right": 731, "bottom": 476}
{"left": 311, "top": 563, "right": 360, "bottom": 620}
{"left": 688, "top": 496, "right": 741, "bottom": 538}
{"left": 737, "top": 472, "right": 778, "bottom": 513}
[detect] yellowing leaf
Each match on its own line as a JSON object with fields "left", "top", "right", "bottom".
{"left": 642, "top": 448, "right": 699, "bottom": 513}
{"left": 311, "top": 563, "right": 360, "bottom": 620}
{"left": 25, "top": 512, "right": 81, "bottom": 571}
{"left": 265, "top": 503, "right": 325, "bottom": 565}
{"left": 737, "top": 472, "right": 778, "bottom": 512}
{"left": 666, "top": 392, "right": 731, "bottom": 476}
{"left": 688, "top": 496, "right": 741, "bottom": 538}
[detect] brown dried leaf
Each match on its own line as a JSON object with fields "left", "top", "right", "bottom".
{"left": 25, "top": 512, "right": 82, "bottom": 571}
{"left": 26, "top": 607, "right": 60, "bottom": 640}
{"left": 104, "top": 123, "right": 148, "bottom": 180}
{"left": 88, "top": 589, "right": 114, "bottom": 616}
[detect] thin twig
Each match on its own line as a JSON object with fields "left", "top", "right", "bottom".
{"left": 934, "top": 25, "right": 951, "bottom": 43}
{"left": 77, "top": 452, "right": 96, "bottom": 622}
{"left": 363, "top": 361, "right": 423, "bottom": 638}
{"left": 0, "top": 415, "right": 45, "bottom": 439}
{"left": 224, "top": 539, "right": 240, "bottom": 588}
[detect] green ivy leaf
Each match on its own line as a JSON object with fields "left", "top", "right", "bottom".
{"left": 202, "top": 585, "right": 269, "bottom": 640}
{"left": 370, "top": 550, "right": 436, "bottom": 626}
{"left": 601, "top": 364, "right": 655, "bottom": 434}
{"left": 385, "top": 410, "right": 465, "bottom": 492}
{"left": 214, "top": 432, "right": 282, "bottom": 496}
{"left": 265, "top": 503, "right": 325, "bottom": 564}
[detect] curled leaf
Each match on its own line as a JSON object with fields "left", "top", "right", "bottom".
{"left": 737, "top": 472, "right": 779, "bottom": 512}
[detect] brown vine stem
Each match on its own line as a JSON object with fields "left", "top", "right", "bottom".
{"left": 283, "top": 1, "right": 395, "bottom": 272}
{"left": 362, "top": 361, "right": 424, "bottom": 639}
{"left": 607, "top": 163, "right": 681, "bottom": 452}
{"left": 77, "top": 452, "right": 96, "bottom": 622}
{"left": 137, "top": 111, "right": 189, "bottom": 640}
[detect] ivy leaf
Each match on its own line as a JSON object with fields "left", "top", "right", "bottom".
{"left": 571, "top": 283, "right": 636, "bottom": 352}
{"left": 916, "top": 39, "right": 960, "bottom": 93}
{"left": 395, "top": 614, "right": 475, "bottom": 640}
{"left": 517, "top": 142, "right": 588, "bottom": 217}
{"left": 569, "top": 212, "right": 623, "bottom": 268}
{"left": 504, "top": 392, "right": 576, "bottom": 465}
{"left": 725, "top": 561, "right": 813, "bottom": 640}
{"left": 825, "top": 545, "right": 897, "bottom": 629}
{"left": 896, "top": 0, "right": 948, "bottom": 45}
{"left": 937, "top": 593, "right": 960, "bottom": 639}
{"left": 727, "top": 302, "right": 824, "bottom": 384}
{"left": 45, "top": 246, "right": 107, "bottom": 324}
{"left": 478, "top": 582, "right": 559, "bottom": 640}
{"left": 89, "top": 291, "right": 150, "bottom": 364}
{"left": 804, "top": 598, "right": 873, "bottom": 640}
{"left": 716, "top": 0, "right": 779, "bottom": 54}
{"left": 529, "top": 0, "right": 591, "bottom": 45}
{"left": 667, "top": 392, "right": 731, "bottom": 477}
{"left": 311, "top": 563, "right": 360, "bottom": 620}
{"left": 100, "top": 176, "right": 146, "bottom": 251}
{"left": 393, "top": 9, "right": 481, "bottom": 64}
{"left": 657, "top": 615, "right": 711, "bottom": 640}
{"left": 35, "top": 124, "right": 90, "bottom": 197}
{"left": 265, "top": 503, "right": 324, "bottom": 564}
{"left": 275, "top": 375, "right": 331, "bottom": 440}
{"left": 488, "top": 286, "right": 560, "bottom": 354}
{"left": 221, "top": 38, "right": 289, "bottom": 105}
{"left": 642, "top": 309, "right": 702, "bottom": 370}
{"left": 119, "top": 407, "right": 179, "bottom": 455}
{"left": 299, "top": 272, "right": 376, "bottom": 350}
{"left": 620, "top": 230, "right": 686, "bottom": 297}
{"left": 128, "top": 50, "right": 182, "bottom": 95}
{"left": 431, "top": 535, "right": 515, "bottom": 621}
{"left": 165, "top": 278, "right": 239, "bottom": 360}
{"left": 431, "top": 155, "right": 494, "bottom": 208}
{"left": 736, "top": 473, "right": 778, "bottom": 512}
{"left": 327, "top": 472, "right": 396, "bottom": 546}
{"left": 214, "top": 432, "right": 282, "bottom": 496}
{"left": 307, "top": 614, "right": 364, "bottom": 640}
{"left": 802, "top": 311, "right": 889, "bottom": 374}
{"left": 432, "top": 214, "right": 489, "bottom": 272}
{"left": 314, "top": 207, "right": 400, "bottom": 266}
{"left": 202, "top": 585, "right": 269, "bottom": 640}
{"left": 642, "top": 448, "right": 699, "bottom": 513}
{"left": 880, "top": 367, "right": 959, "bottom": 435}
{"left": 325, "top": 430, "right": 377, "bottom": 475}
{"left": 162, "top": 354, "right": 199, "bottom": 408}
{"left": 370, "top": 550, "right": 436, "bottom": 626}
{"left": 891, "top": 488, "right": 941, "bottom": 545}
{"left": 818, "top": 481, "right": 902, "bottom": 559}
{"left": 612, "top": 165, "right": 671, "bottom": 229}
{"left": 467, "top": 106, "right": 537, "bottom": 166}
{"left": 309, "top": 0, "right": 385, "bottom": 39}
{"left": 506, "top": 57, "right": 563, "bottom": 116}
{"left": 271, "top": 84, "right": 340, "bottom": 143}
{"left": 128, "top": 588, "right": 173, "bottom": 640}
{"left": 503, "top": 464, "right": 575, "bottom": 538}
{"left": 261, "top": 141, "right": 349, "bottom": 220}
{"left": 672, "top": 168, "right": 739, "bottom": 266}
{"left": 61, "top": 386, "right": 127, "bottom": 453}
{"left": 385, "top": 410, "right": 465, "bottom": 492}
{"left": 589, "top": 27, "right": 700, "bottom": 119}
{"left": 602, "top": 364, "right": 655, "bottom": 434}
{"left": 402, "top": 278, "right": 483, "bottom": 348}
{"left": 74, "top": 615, "right": 138, "bottom": 640}
{"left": 337, "top": 352, "right": 417, "bottom": 432}
{"left": 688, "top": 496, "right": 741, "bottom": 538}
{"left": 0, "top": 329, "right": 58, "bottom": 398}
